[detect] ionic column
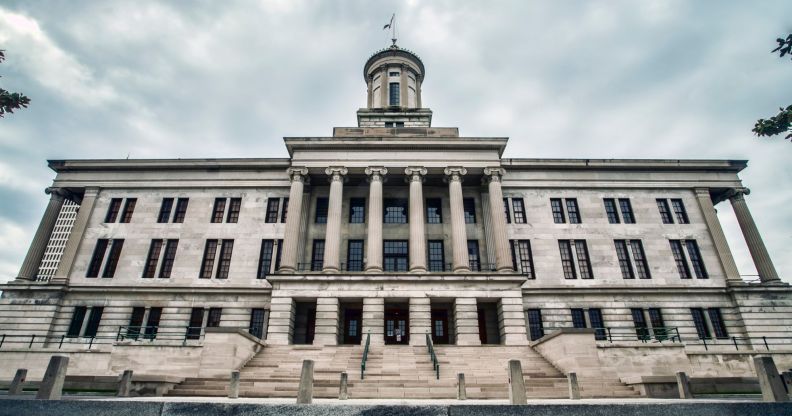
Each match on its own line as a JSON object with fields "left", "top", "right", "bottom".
{"left": 323, "top": 167, "right": 347, "bottom": 273}
{"left": 17, "top": 188, "right": 67, "bottom": 281}
{"left": 365, "top": 167, "right": 387, "bottom": 273}
{"left": 366, "top": 75, "right": 373, "bottom": 108}
{"left": 729, "top": 189, "right": 780, "bottom": 282}
{"left": 416, "top": 76, "right": 422, "bottom": 108}
{"left": 484, "top": 168, "right": 512, "bottom": 273}
{"left": 694, "top": 188, "right": 741, "bottom": 281}
{"left": 400, "top": 64, "right": 408, "bottom": 108}
{"left": 406, "top": 167, "right": 427, "bottom": 273}
{"left": 279, "top": 167, "right": 308, "bottom": 273}
{"left": 380, "top": 66, "right": 388, "bottom": 108}
{"left": 445, "top": 167, "right": 469, "bottom": 272}
{"left": 52, "top": 187, "right": 100, "bottom": 284}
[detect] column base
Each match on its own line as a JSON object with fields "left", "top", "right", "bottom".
{"left": 409, "top": 267, "right": 427, "bottom": 274}
{"left": 497, "top": 266, "right": 515, "bottom": 274}
{"left": 453, "top": 267, "right": 471, "bottom": 274}
{"left": 277, "top": 267, "right": 296, "bottom": 274}
{"left": 323, "top": 267, "right": 340, "bottom": 274}
{"left": 365, "top": 267, "right": 383, "bottom": 273}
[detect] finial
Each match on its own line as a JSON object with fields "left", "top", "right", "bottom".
{"left": 383, "top": 13, "right": 397, "bottom": 47}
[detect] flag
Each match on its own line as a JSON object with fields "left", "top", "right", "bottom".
{"left": 383, "top": 14, "right": 394, "bottom": 30}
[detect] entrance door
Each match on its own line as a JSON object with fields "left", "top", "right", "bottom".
{"left": 478, "top": 308, "right": 487, "bottom": 344}
{"left": 431, "top": 309, "right": 450, "bottom": 344}
{"left": 343, "top": 308, "right": 362, "bottom": 344}
{"left": 305, "top": 308, "right": 316, "bottom": 344}
{"left": 384, "top": 307, "right": 409, "bottom": 345}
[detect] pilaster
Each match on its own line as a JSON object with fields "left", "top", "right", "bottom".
{"left": 361, "top": 297, "right": 385, "bottom": 345}
{"left": 454, "top": 298, "right": 481, "bottom": 346}
{"left": 409, "top": 297, "right": 431, "bottom": 346}
{"left": 314, "top": 297, "right": 340, "bottom": 346}
{"left": 266, "top": 297, "right": 295, "bottom": 345}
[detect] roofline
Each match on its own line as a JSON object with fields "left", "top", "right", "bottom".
{"left": 47, "top": 158, "right": 292, "bottom": 173}
{"left": 501, "top": 158, "right": 748, "bottom": 172}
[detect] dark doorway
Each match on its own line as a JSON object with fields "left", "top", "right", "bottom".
{"left": 293, "top": 301, "right": 316, "bottom": 345}
{"left": 384, "top": 302, "right": 410, "bottom": 345}
{"left": 431, "top": 309, "right": 450, "bottom": 344}
{"left": 478, "top": 301, "right": 502, "bottom": 345}
{"left": 343, "top": 307, "right": 362, "bottom": 344}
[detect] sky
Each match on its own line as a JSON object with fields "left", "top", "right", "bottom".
{"left": 0, "top": 0, "right": 790, "bottom": 284}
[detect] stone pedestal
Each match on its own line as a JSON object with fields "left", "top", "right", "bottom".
{"left": 676, "top": 371, "right": 693, "bottom": 399}
{"left": 454, "top": 298, "right": 481, "bottom": 346}
{"left": 266, "top": 297, "right": 295, "bottom": 345}
{"left": 568, "top": 372, "right": 580, "bottom": 400}
{"left": 36, "top": 355, "right": 69, "bottom": 400}
{"left": 508, "top": 359, "right": 527, "bottom": 405}
{"left": 361, "top": 298, "right": 385, "bottom": 345}
{"left": 279, "top": 168, "right": 308, "bottom": 273}
{"left": 117, "top": 369, "right": 133, "bottom": 397}
{"left": 297, "top": 359, "right": 314, "bottom": 404}
{"left": 229, "top": 371, "right": 240, "bottom": 399}
{"left": 314, "top": 297, "right": 340, "bottom": 345}
{"left": 409, "top": 297, "right": 431, "bottom": 346}
{"left": 753, "top": 356, "right": 788, "bottom": 402}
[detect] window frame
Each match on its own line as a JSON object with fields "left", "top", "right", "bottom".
{"left": 426, "top": 198, "right": 442, "bottom": 224}
{"left": 463, "top": 198, "right": 476, "bottom": 224}
{"left": 347, "top": 239, "right": 364, "bottom": 272}
{"left": 349, "top": 198, "right": 366, "bottom": 224}
{"left": 427, "top": 240, "right": 445, "bottom": 272}
{"left": 383, "top": 240, "right": 409, "bottom": 272}
{"left": 512, "top": 197, "right": 526, "bottom": 224}
{"left": 158, "top": 198, "right": 174, "bottom": 223}
{"left": 315, "top": 197, "right": 329, "bottom": 224}
{"left": 265, "top": 198, "right": 280, "bottom": 223}
{"left": 603, "top": 198, "right": 620, "bottom": 224}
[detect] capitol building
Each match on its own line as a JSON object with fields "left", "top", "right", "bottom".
{"left": 0, "top": 43, "right": 789, "bottom": 399}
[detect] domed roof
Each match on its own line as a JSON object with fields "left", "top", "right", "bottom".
{"left": 363, "top": 44, "right": 426, "bottom": 81}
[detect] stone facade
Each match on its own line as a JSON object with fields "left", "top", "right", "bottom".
{"left": 0, "top": 44, "right": 789, "bottom": 388}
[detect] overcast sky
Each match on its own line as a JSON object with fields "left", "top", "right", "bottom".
{"left": 0, "top": 1, "right": 789, "bottom": 283}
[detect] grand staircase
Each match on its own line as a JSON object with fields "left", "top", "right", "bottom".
{"left": 167, "top": 344, "right": 638, "bottom": 399}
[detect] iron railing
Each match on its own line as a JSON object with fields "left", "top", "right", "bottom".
{"left": 426, "top": 332, "right": 440, "bottom": 380}
{"left": 0, "top": 326, "right": 207, "bottom": 350}
{"left": 360, "top": 331, "right": 371, "bottom": 380}
{"left": 115, "top": 325, "right": 206, "bottom": 344}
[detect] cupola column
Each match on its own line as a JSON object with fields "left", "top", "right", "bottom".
{"left": 406, "top": 167, "right": 427, "bottom": 272}
{"left": 323, "top": 167, "right": 348, "bottom": 273}
{"left": 484, "top": 167, "right": 513, "bottom": 273}
{"left": 416, "top": 76, "right": 422, "bottom": 108}
{"left": 400, "top": 64, "right": 408, "bottom": 108}
{"left": 445, "top": 167, "right": 470, "bottom": 273}
{"left": 365, "top": 167, "right": 387, "bottom": 273}
{"left": 379, "top": 66, "right": 388, "bottom": 108}
{"left": 729, "top": 189, "right": 780, "bottom": 283}
{"left": 16, "top": 187, "right": 67, "bottom": 280}
{"left": 279, "top": 167, "right": 308, "bottom": 273}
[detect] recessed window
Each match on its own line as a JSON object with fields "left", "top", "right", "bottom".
{"left": 86, "top": 239, "right": 124, "bottom": 278}
{"left": 347, "top": 240, "right": 364, "bottom": 272}
{"left": 619, "top": 199, "right": 635, "bottom": 224}
{"left": 426, "top": 198, "right": 442, "bottom": 224}
{"left": 615, "top": 240, "right": 650, "bottom": 279}
{"left": 265, "top": 198, "right": 280, "bottom": 223}
{"left": 558, "top": 239, "right": 592, "bottom": 279}
{"left": 671, "top": 199, "right": 690, "bottom": 224}
{"left": 551, "top": 198, "right": 581, "bottom": 224}
{"left": 315, "top": 197, "right": 329, "bottom": 224}
{"left": 349, "top": 198, "right": 366, "bottom": 224}
{"left": 656, "top": 199, "right": 673, "bottom": 224}
{"left": 503, "top": 198, "right": 511, "bottom": 224}
{"left": 512, "top": 240, "right": 535, "bottom": 278}
{"left": 249, "top": 308, "right": 268, "bottom": 339}
{"left": 105, "top": 198, "right": 122, "bottom": 223}
{"left": 467, "top": 240, "right": 480, "bottom": 271}
{"left": 158, "top": 198, "right": 174, "bottom": 223}
{"left": 173, "top": 198, "right": 189, "bottom": 223}
{"left": 383, "top": 240, "right": 408, "bottom": 272}
{"left": 604, "top": 198, "right": 636, "bottom": 223}
{"left": 143, "top": 239, "right": 178, "bottom": 279}
{"left": 526, "top": 309, "right": 544, "bottom": 341}
{"left": 389, "top": 71, "right": 400, "bottom": 77}
{"left": 311, "top": 240, "right": 325, "bottom": 271}
{"left": 257, "top": 239, "right": 275, "bottom": 279}
{"left": 512, "top": 198, "right": 526, "bottom": 224}
{"left": 226, "top": 198, "right": 241, "bottom": 223}
{"left": 211, "top": 198, "right": 226, "bottom": 223}
{"left": 389, "top": 82, "right": 400, "bottom": 106}
{"left": 604, "top": 199, "right": 620, "bottom": 224}
{"left": 384, "top": 121, "right": 404, "bottom": 127}
{"left": 384, "top": 198, "right": 408, "bottom": 224}
{"left": 428, "top": 240, "right": 445, "bottom": 272}
{"left": 463, "top": 198, "right": 476, "bottom": 224}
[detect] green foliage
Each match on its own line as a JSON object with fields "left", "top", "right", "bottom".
{"left": 0, "top": 50, "right": 31, "bottom": 118}
{"left": 753, "top": 35, "right": 791, "bottom": 142}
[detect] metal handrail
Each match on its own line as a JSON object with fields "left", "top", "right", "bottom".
{"left": 425, "top": 332, "right": 439, "bottom": 380}
{"left": 360, "top": 331, "right": 371, "bottom": 380}
{"left": 0, "top": 326, "right": 207, "bottom": 350}
{"left": 116, "top": 325, "right": 205, "bottom": 344}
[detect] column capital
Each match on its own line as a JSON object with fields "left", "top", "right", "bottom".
{"left": 365, "top": 166, "right": 388, "bottom": 181}
{"left": 482, "top": 167, "right": 505, "bottom": 183}
{"left": 44, "top": 187, "right": 70, "bottom": 200}
{"left": 444, "top": 167, "right": 467, "bottom": 183}
{"left": 727, "top": 187, "right": 751, "bottom": 201}
{"left": 287, "top": 167, "right": 309, "bottom": 183}
{"left": 325, "top": 166, "right": 348, "bottom": 182}
{"left": 404, "top": 167, "right": 427, "bottom": 182}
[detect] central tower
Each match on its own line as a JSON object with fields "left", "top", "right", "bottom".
{"left": 358, "top": 44, "right": 432, "bottom": 128}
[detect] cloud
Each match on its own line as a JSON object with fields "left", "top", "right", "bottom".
{"left": 0, "top": 0, "right": 790, "bottom": 284}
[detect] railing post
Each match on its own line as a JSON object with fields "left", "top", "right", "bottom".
{"left": 229, "top": 370, "right": 240, "bottom": 399}
{"left": 763, "top": 336, "right": 769, "bottom": 350}
{"left": 732, "top": 336, "right": 739, "bottom": 351}
{"left": 339, "top": 372, "right": 348, "bottom": 400}
{"left": 29, "top": 335, "right": 35, "bottom": 348}
{"left": 36, "top": 356, "right": 69, "bottom": 400}
{"left": 607, "top": 327, "right": 612, "bottom": 342}
{"left": 703, "top": 337, "right": 708, "bottom": 351}
{"left": 9, "top": 369, "right": 27, "bottom": 396}
{"left": 457, "top": 373, "right": 466, "bottom": 400}
{"left": 59, "top": 335, "right": 65, "bottom": 349}
{"left": 88, "top": 336, "right": 94, "bottom": 349}
{"left": 1, "top": 334, "right": 5, "bottom": 348}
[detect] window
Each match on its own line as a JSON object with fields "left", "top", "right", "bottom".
{"left": 83, "top": 307, "right": 104, "bottom": 338}
{"left": 101, "top": 239, "right": 124, "bottom": 278}
{"left": 551, "top": 198, "right": 580, "bottom": 223}
{"left": 105, "top": 198, "right": 122, "bottom": 223}
{"left": 686, "top": 240, "right": 708, "bottom": 279}
{"left": 503, "top": 198, "right": 511, "bottom": 224}
{"left": 349, "top": 198, "right": 365, "bottom": 224}
{"left": 588, "top": 309, "right": 606, "bottom": 340}
{"left": 384, "top": 240, "right": 408, "bottom": 272}
{"left": 207, "top": 308, "right": 222, "bottom": 328}
{"left": 604, "top": 199, "right": 620, "bottom": 224}
{"left": 550, "top": 198, "right": 565, "bottom": 223}
{"left": 315, "top": 197, "right": 329, "bottom": 224}
{"left": 558, "top": 240, "right": 576, "bottom": 279}
{"left": 257, "top": 240, "right": 275, "bottom": 279}
{"left": 574, "top": 240, "right": 593, "bottom": 279}
{"left": 389, "top": 71, "right": 400, "bottom": 77}
{"left": 426, "top": 198, "right": 442, "bottom": 224}
{"left": 708, "top": 308, "right": 729, "bottom": 339}
{"left": 571, "top": 309, "right": 586, "bottom": 328}
{"left": 127, "top": 307, "right": 146, "bottom": 339}
{"left": 347, "top": 240, "right": 364, "bottom": 271}
{"left": 512, "top": 198, "right": 526, "bottom": 224}
{"left": 648, "top": 308, "right": 667, "bottom": 341}
{"left": 281, "top": 198, "right": 289, "bottom": 223}
{"left": 249, "top": 308, "right": 267, "bottom": 339}
{"left": 144, "top": 307, "right": 162, "bottom": 340}
{"left": 67, "top": 306, "right": 87, "bottom": 337}
{"left": 463, "top": 198, "right": 476, "bottom": 223}
{"left": 226, "top": 198, "right": 241, "bottom": 223}
{"left": 173, "top": 198, "right": 189, "bottom": 223}
{"left": 671, "top": 199, "right": 689, "bottom": 224}
{"left": 86, "top": 239, "right": 109, "bottom": 278}
{"left": 467, "top": 240, "right": 481, "bottom": 271}
{"left": 669, "top": 240, "right": 691, "bottom": 279}
{"left": 526, "top": 309, "right": 544, "bottom": 341}
{"left": 631, "top": 308, "right": 650, "bottom": 341}
{"left": 428, "top": 240, "right": 445, "bottom": 272}
{"left": 619, "top": 199, "right": 635, "bottom": 224}
{"left": 120, "top": 198, "right": 136, "bottom": 223}
{"left": 158, "top": 198, "right": 174, "bottom": 223}
{"left": 614, "top": 240, "right": 634, "bottom": 279}
{"left": 311, "top": 240, "right": 325, "bottom": 271}
{"left": 691, "top": 308, "right": 710, "bottom": 339}
{"left": 142, "top": 240, "right": 163, "bottom": 279}
{"left": 265, "top": 198, "right": 280, "bottom": 223}
{"left": 389, "top": 82, "right": 400, "bottom": 106}
{"left": 384, "top": 121, "right": 404, "bottom": 127}
{"left": 186, "top": 308, "right": 204, "bottom": 340}
{"left": 630, "top": 240, "right": 650, "bottom": 279}
{"left": 274, "top": 239, "right": 283, "bottom": 271}
{"left": 384, "top": 198, "right": 408, "bottom": 224}
{"left": 514, "top": 240, "right": 535, "bottom": 278}
{"left": 215, "top": 240, "right": 234, "bottom": 279}
{"left": 656, "top": 199, "right": 673, "bottom": 224}
{"left": 199, "top": 240, "right": 218, "bottom": 279}
{"left": 159, "top": 240, "right": 178, "bottom": 279}
{"left": 211, "top": 198, "right": 226, "bottom": 223}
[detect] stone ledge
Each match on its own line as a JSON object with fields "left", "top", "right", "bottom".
{"left": 529, "top": 328, "right": 595, "bottom": 347}
{"left": 268, "top": 274, "right": 527, "bottom": 283}
{"left": 204, "top": 327, "right": 266, "bottom": 346}
{"left": 597, "top": 342, "right": 686, "bottom": 349}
